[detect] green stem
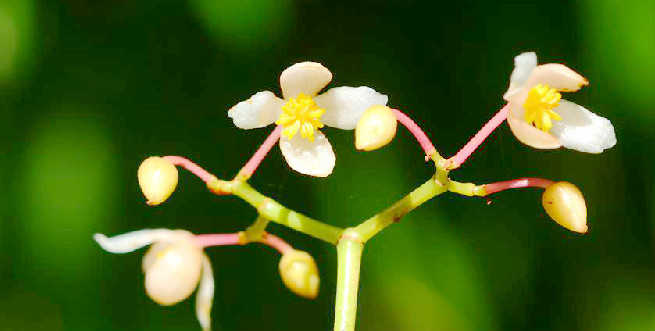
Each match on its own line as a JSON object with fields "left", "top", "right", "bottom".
{"left": 446, "top": 180, "right": 486, "bottom": 197}
{"left": 334, "top": 229, "right": 364, "bottom": 331}
{"left": 244, "top": 215, "right": 270, "bottom": 241}
{"left": 230, "top": 180, "right": 344, "bottom": 244}
{"left": 353, "top": 178, "right": 447, "bottom": 242}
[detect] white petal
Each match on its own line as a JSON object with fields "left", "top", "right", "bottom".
{"left": 227, "top": 91, "right": 285, "bottom": 129}
{"left": 280, "top": 62, "right": 332, "bottom": 99}
{"left": 314, "top": 86, "right": 389, "bottom": 130}
{"left": 550, "top": 100, "right": 616, "bottom": 153}
{"left": 504, "top": 52, "right": 537, "bottom": 101}
{"left": 94, "top": 229, "right": 193, "bottom": 254}
{"left": 195, "top": 255, "right": 214, "bottom": 331}
{"left": 279, "top": 131, "right": 335, "bottom": 177}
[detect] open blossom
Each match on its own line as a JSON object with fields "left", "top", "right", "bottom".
{"left": 504, "top": 52, "right": 616, "bottom": 153}
{"left": 228, "top": 62, "right": 388, "bottom": 177}
{"left": 94, "top": 229, "right": 214, "bottom": 331}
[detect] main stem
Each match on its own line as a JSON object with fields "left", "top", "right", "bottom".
{"left": 334, "top": 230, "right": 364, "bottom": 331}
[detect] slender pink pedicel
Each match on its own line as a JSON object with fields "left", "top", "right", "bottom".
{"left": 163, "top": 156, "right": 216, "bottom": 184}
{"left": 238, "top": 125, "right": 283, "bottom": 179}
{"left": 484, "top": 177, "right": 554, "bottom": 195}
{"left": 392, "top": 109, "right": 436, "bottom": 157}
{"left": 447, "top": 105, "right": 509, "bottom": 169}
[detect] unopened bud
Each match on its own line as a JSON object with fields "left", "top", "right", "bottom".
{"left": 278, "top": 250, "right": 320, "bottom": 299}
{"left": 138, "top": 156, "right": 178, "bottom": 206}
{"left": 542, "top": 182, "right": 588, "bottom": 233}
{"left": 355, "top": 105, "right": 397, "bottom": 151}
{"left": 142, "top": 237, "right": 204, "bottom": 305}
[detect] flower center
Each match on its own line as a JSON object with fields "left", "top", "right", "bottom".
{"left": 276, "top": 93, "right": 325, "bottom": 141}
{"left": 523, "top": 84, "right": 562, "bottom": 133}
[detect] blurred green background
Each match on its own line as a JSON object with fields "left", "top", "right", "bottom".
{"left": 1, "top": 0, "right": 653, "bottom": 330}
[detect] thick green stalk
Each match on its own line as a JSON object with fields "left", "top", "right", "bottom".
{"left": 446, "top": 180, "right": 486, "bottom": 196}
{"left": 334, "top": 229, "right": 364, "bottom": 331}
{"left": 230, "top": 180, "right": 344, "bottom": 244}
{"left": 353, "top": 177, "right": 447, "bottom": 242}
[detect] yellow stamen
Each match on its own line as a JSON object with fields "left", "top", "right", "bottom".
{"left": 276, "top": 93, "right": 325, "bottom": 141}
{"left": 523, "top": 84, "right": 562, "bottom": 132}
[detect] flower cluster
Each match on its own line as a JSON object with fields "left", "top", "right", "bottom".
{"left": 93, "top": 52, "right": 617, "bottom": 331}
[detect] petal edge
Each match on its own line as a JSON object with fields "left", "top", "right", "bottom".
{"left": 227, "top": 91, "right": 284, "bottom": 129}
{"left": 279, "top": 131, "right": 336, "bottom": 177}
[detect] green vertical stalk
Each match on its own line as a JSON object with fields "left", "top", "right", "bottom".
{"left": 334, "top": 230, "right": 364, "bottom": 331}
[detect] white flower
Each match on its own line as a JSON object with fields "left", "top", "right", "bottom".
{"left": 227, "top": 62, "right": 388, "bottom": 177}
{"left": 94, "top": 229, "right": 214, "bottom": 331}
{"left": 503, "top": 52, "right": 616, "bottom": 153}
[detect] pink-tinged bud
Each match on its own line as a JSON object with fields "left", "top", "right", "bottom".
{"left": 542, "top": 182, "right": 588, "bottom": 233}
{"left": 278, "top": 250, "right": 320, "bottom": 299}
{"left": 355, "top": 105, "right": 397, "bottom": 151}
{"left": 138, "top": 156, "right": 178, "bottom": 206}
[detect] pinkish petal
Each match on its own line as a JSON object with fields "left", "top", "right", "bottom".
{"left": 507, "top": 104, "right": 562, "bottom": 149}
{"left": 280, "top": 62, "right": 332, "bottom": 99}
{"left": 525, "top": 63, "right": 589, "bottom": 92}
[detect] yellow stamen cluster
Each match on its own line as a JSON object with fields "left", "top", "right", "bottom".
{"left": 276, "top": 93, "right": 325, "bottom": 141}
{"left": 523, "top": 84, "right": 562, "bottom": 132}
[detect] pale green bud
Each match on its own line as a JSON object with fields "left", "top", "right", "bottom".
{"left": 278, "top": 250, "right": 320, "bottom": 299}
{"left": 542, "top": 182, "right": 588, "bottom": 233}
{"left": 355, "top": 105, "right": 397, "bottom": 151}
{"left": 138, "top": 156, "right": 178, "bottom": 206}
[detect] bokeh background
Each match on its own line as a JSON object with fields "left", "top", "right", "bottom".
{"left": 1, "top": 0, "right": 653, "bottom": 330}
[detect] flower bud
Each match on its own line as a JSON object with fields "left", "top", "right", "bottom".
{"left": 138, "top": 156, "right": 178, "bottom": 206}
{"left": 142, "top": 240, "right": 204, "bottom": 305}
{"left": 355, "top": 105, "right": 397, "bottom": 151}
{"left": 278, "top": 250, "right": 320, "bottom": 299}
{"left": 542, "top": 182, "right": 588, "bottom": 233}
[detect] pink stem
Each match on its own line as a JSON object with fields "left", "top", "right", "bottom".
{"left": 484, "top": 177, "right": 554, "bottom": 195}
{"left": 195, "top": 233, "right": 242, "bottom": 247}
{"left": 262, "top": 233, "right": 293, "bottom": 254}
{"left": 238, "top": 125, "right": 283, "bottom": 179}
{"left": 447, "top": 105, "right": 509, "bottom": 169}
{"left": 392, "top": 109, "right": 437, "bottom": 157}
{"left": 163, "top": 156, "right": 216, "bottom": 184}
{"left": 195, "top": 232, "right": 293, "bottom": 254}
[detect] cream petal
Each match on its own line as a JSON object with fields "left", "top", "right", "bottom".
{"left": 525, "top": 63, "right": 589, "bottom": 92}
{"left": 503, "top": 52, "right": 537, "bottom": 101}
{"left": 506, "top": 103, "right": 562, "bottom": 149}
{"left": 195, "top": 255, "right": 214, "bottom": 331}
{"left": 227, "top": 91, "right": 285, "bottom": 129}
{"left": 314, "top": 86, "right": 389, "bottom": 130}
{"left": 550, "top": 100, "right": 616, "bottom": 153}
{"left": 94, "top": 229, "right": 194, "bottom": 254}
{"left": 279, "top": 131, "right": 335, "bottom": 177}
{"left": 280, "top": 62, "right": 332, "bottom": 99}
